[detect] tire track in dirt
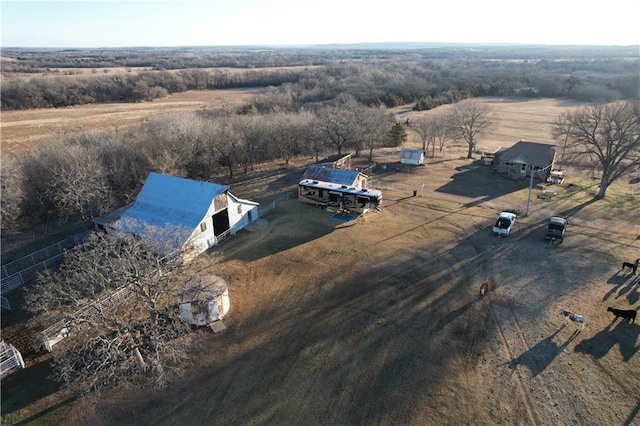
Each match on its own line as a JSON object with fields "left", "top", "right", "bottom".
{"left": 491, "top": 303, "right": 541, "bottom": 425}
{"left": 591, "top": 357, "right": 639, "bottom": 397}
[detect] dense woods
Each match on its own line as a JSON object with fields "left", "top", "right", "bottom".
{"left": 1, "top": 45, "right": 638, "bottom": 234}
{"left": 2, "top": 45, "right": 639, "bottom": 110}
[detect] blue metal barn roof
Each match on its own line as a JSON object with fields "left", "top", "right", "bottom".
{"left": 114, "top": 172, "right": 228, "bottom": 235}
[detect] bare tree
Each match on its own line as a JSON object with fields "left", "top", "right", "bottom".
{"left": 97, "top": 134, "right": 150, "bottom": 205}
{"left": 48, "top": 143, "right": 110, "bottom": 222}
{"left": 204, "top": 120, "right": 240, "bottom": 179}
{"left": 410, "top": 115, "right": 435, "bottom": 154}
{"left": 316, "top": 100, "right": 359, "bottom": 155}
{"left": 267, "top": 112, "right": 312, "bottom": 166}
{"left": 230, "top": 115, "right": 262, "bottom": 173}
{"left": 447, "top": 100, "right": 494, "bottom": 159}
{"left": 434, "top": 116, "right": 451, "bottom": 155}
{"left": 25, "top": 228, "right": 195, "bottom": 391}
{"left": 145, "top": 113, "right": 205, "bottom": 178}
{"left": 554, "top": 101, "right": 640, "bottom": 199}
{"left": 410, "top": 115, "right": 451, "bottom": 158}
{"left": 353, "top": 104, "right": 393, "bottom": 161}
{"left": 19, "top": 141, "right": 110, "bottom": 226}
{"left": 1, "top": 154, "right": 25, "bottom": 232}
{"left": 306, "top": 116, "right": 329, "bottom": 163}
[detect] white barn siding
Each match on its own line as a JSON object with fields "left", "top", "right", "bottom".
{"left": 228, "top": 194, "right": 259, "bottom": 234}
{"left": 186, "top": 193, "right": 259, "bottom": 257}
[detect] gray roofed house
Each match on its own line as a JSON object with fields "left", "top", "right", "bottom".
{"left": 494, "top": 141, "right": 557, "bottom": 180}
{"left": 300, "top": 165, "right": 368, "bottom": 188}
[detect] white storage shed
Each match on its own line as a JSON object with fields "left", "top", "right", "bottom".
{"left": 400, "top": 148, "right": 425, "bottom": 165}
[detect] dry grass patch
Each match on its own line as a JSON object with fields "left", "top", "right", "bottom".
{"left": 399, "top": 97, "right": 589, "bottom": 152}
{"left": 0, "top": 88, "right": 265, "bottom": 153}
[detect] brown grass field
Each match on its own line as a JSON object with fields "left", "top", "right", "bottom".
{"left": 0, "top": 88, "right": 265, "bottom": 153}
{"left": 1, "top": 96, "right": 640, "bottom": 425}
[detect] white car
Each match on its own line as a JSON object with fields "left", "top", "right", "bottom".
{"left": 492, "top": 211, "right": 517, "bottom": 236}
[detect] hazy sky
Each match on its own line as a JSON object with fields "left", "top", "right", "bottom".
{"left": 2, "top": 0, "right": 639, "bottom": 48}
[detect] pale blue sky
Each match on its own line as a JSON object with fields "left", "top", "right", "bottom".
{"left": 2, "top": 0, "right": 639, "bottom": 48}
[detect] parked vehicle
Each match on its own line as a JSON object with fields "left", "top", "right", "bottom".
{"left": 545, "top": 216, "right": 568, "bottom": 242}
{"left": 492, "top": 211, "right": 517, "bottom": 236}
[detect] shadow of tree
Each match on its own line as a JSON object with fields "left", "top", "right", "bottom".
{"left": 624, "top": 399, "right": 640, "bottom": 426}
{"left": 0, "top": 360, "right": 61, "bottom": 415}
{"left": 574, "top": 320, "right": 640, "bottom": 361}
{"left": 509, "top": 326, "right": 578, "bottom": 377}
{"left": 555, "top": 197, "right": 599, "bottom": 220}
{"left": 626, "top": 280, "right": 640, "bottom": 305}
{"left": 432, "top": 299, "right": 477, "bottom": 334}
{"left": 603, "top": 272, "right": 640, "bottom": 302}
{"left": 614, "top": 279, "right": 640, "bottom": 301}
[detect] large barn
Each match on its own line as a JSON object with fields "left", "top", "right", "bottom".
{"left": 94, "top": 172, "right": 259, "bottom": 261}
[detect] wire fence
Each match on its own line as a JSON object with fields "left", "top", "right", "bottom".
{"left": 258, "top": 190, "right": 298, "bottom": 217}
{"left": 1, "top": 231, "right": 92, "bottom": 294}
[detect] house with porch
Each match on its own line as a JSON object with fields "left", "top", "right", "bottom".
{"left": 493, "top": 141, "right": 557, "bottom": 181}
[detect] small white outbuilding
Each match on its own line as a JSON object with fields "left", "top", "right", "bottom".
{"left": 178, "top": 275, "right": 230, "bottom": 327}
{"left": 400, "top": 148, "right": 425, "bottom": 165}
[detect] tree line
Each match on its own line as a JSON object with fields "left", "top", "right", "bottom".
{"left": 3, "top": 45, "right": 637, "bottom": 72}
{"left": 2, "top": 49, "right": 638, "bottom": 110}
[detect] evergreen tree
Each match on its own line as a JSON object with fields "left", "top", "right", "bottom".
{"left": 388, "top": 121, "right": 408, "bottom": 147}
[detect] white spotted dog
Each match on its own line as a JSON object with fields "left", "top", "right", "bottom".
{"left": 560, "top": 309, "right": 586, "bottom": 331}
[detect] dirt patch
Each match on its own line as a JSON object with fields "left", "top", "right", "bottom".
{"left": 2, "top": 147, "right": 639, "bottom": 425}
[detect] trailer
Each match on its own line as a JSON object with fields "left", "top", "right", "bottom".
{"left": 298, "top": 179, "right": 382, "bottom": 214}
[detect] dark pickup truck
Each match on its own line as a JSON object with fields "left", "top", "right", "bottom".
{"left": 545, "top": 216, "right": 568, "bottom": 242}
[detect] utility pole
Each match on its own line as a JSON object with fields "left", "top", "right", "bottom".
{"left": 526, "top": 164, "right": 552, "bottom": 216}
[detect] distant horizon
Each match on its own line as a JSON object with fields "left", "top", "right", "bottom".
{"left": 3, "top": 41, "right": 639, "bottom": 51}
{"left": 2, "top": 1, "right": 639, "bottom": 49}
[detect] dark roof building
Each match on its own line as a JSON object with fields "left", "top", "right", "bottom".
{"left": 301, "top": 165, "right": 368, "bottom": 188}
{"left": 494, "top": 141, "right": 557, "bottom": 180}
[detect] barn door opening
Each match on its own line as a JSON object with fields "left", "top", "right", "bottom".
{"left": 212, "top": 209, "right": 230, "bottom": 236}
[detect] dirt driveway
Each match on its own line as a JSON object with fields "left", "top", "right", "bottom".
{"left": 2, "top": 150, "right": 639, "bottom": 425}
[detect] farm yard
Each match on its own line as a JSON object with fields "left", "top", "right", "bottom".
{"left": 2, "top": 114, "right": 640, "bottom": 425}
